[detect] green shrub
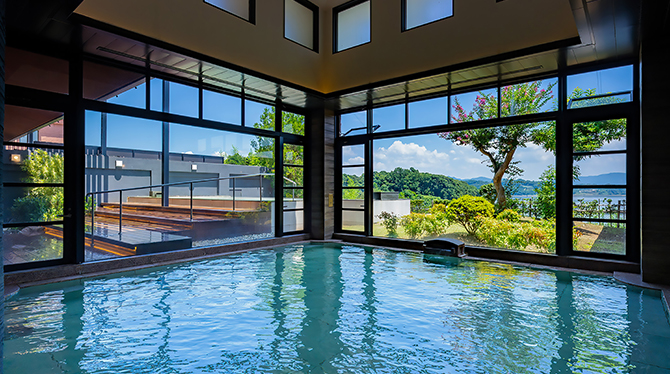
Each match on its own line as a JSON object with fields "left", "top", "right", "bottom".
{"left": 445, "top": 195, "right": 495, "bottom": 235}
{"left": 11, "top": 149, "right": 64, "bottom": 222}
{"left": 401, "top": 213, "right": 426, "bottom": 239}
{"left": 476, "top": 217, "right": 556, "bottom": 253}
{"left": 423, "top": 214, "right": 448, "bottom": 237}
{"left": 496, "top": 209, "right": 521, "bottom": 222}
{"left": 377, "top": 211, "right": 400, "bottom": 237}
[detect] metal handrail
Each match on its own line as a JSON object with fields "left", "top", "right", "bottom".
{"left": 87, "top": 173, "right": 299, "bottom": 243}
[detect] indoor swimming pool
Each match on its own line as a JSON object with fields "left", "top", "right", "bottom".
{"left": 4, "top": 243, "right": 670, "bottom": 373}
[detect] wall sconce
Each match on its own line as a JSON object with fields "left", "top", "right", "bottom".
{"left": 10, "top": 154, "right": 21, "bottom": 163}
{"left": 115, "top": 160, "right": 124, "bottom": 168}
{"left": 191, "top": 164, "right": 198, "bottom": 171}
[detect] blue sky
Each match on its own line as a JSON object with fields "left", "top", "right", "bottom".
{"left": 90, "top": 66, "right": 632, "bottom": 181}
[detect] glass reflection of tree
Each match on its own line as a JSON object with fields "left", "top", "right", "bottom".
{"left": 444, "top": 262, "right": 562, "bottom": 373}
{"left": 568, "top": 276, "right": 635, "bottom": 372}
{"left": 297, "top": 245, "right": 345, "bottom": 372}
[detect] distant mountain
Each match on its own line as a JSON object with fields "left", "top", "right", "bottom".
{"left": 574, "top": 172, "right": 626, "bottom": 185}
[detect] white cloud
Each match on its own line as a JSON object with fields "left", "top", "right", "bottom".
{"left": 347, "top": 156, "right": 365, "bottom": 165}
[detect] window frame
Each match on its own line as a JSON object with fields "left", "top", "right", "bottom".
{"left": 283, "top": 0, "right": 320, "bottom": 52}
{"left": 203, "top": 0, "right": 256, "bottom": 24}
{"left": 401, "top": 0, "right": 454, "bottom": 32}
{"left": 334, "top": 62, "right": 639, "bottom": 263}
{"left": 332, "top": 0, "right": 372, "bottom": 54}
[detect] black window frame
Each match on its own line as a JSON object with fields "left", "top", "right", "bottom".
{"left": 334, "top": 61, "right": 640, "bottom": 264}
{"left": 401, "top": 0, "right": 454, "bottom": 32}
{"left": 332, "top": 0, "right": 372, "bottom": 54}
{"left": 283, "top": 0, "right": 320, "bottom": 53}
{"left": 203, "top": 0, "right": 257, "bottom": 24}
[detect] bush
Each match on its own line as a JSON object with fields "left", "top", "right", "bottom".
{"left": 423, "top": 214, "right": 448, "bottom": 237}
{"left": 476, "top": 217, "right": 556, "bottom": 253}
{"left": 11, "top": 149, "right": 64, "bottom": 222}
{"left": 401, "top": 213, "right": 426, "bottom": 239}
{"left": 496, "top": 209, "right": 521, "bottom": 222}
{"left": 445, "top": 195, "right": 495, "bottom": 235}
{"left": 377, "top": 211, "right": 400, "bottom": 237}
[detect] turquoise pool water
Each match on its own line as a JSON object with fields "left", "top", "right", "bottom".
{"left": 4, "top": 243, "right": 670, "bottom": 373}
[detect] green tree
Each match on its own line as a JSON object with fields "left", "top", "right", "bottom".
{"left": 534, "top": 166, "right": 556, "bottom": 219}
{"left": 439, "top": 82, "right": 626, "bottom": 208}
{"left": 445, "top": 195, "right": 495, "bottom": 235}
{"left": 11, "top": 149, "right": 64, "bottom": 222}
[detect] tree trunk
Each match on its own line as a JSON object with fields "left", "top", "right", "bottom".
{"left": 491, "top": 148, "right": 517, "bottom": 208}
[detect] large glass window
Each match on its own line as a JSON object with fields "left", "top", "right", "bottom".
{"left": 284, "top": 143, "right": 305, "bottom": 232}
{"left": 567, "top": 66, "right": 634, "bottom": 109}
{"left": 372, "top": 122, "right": 556, "bottom": 253}
{"left": 451, "top": 88, "right": 498, "bottom": 123}
{"left": 6, "top": 47, "right": 68, "bottom": 94}
{"left": 168, "top": 81, "right": 199, "bottom": 118}
{"left": 340, "top": 110, "right": 367, "bottom": 136}
{"left": 572, "top": 119, "right": 627, "bottom": 255}
{"left": 373, "top": 104, "right": 405, "bottom": 132}
{"left": 334, "top": 0, "right": 371, "bottom": 53}
{"left": 203, "top": 89, "right": 241, "bottom": 124}
{"left": 205, "top": 0, "right": 255, "bottom": 23}
{"left": 403, "top": 0, "right": 453, "bottom": 31}
{"left": 3, "top": 106, "right": 65, "bottom": 266}
{"left": 342, "top": 144, "right": 365, "bottom": 232}
{"left": 409, "top": 97, "right": 447, "bottom": 128}
{"left": 284, "top": 0, "right": 318, "bottom": 51}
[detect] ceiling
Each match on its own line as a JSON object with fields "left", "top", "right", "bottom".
{"left": 5, "top": 0, "right": 643, "bottom": 112}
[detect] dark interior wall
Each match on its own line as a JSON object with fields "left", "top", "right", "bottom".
{"left": 640, "top": 0, "right": 670, "bottom": 285}
{"left": 1, "top": 0, "right": 6, "bottom": 368}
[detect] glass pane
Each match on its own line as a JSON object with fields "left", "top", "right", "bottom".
{"left": 573, "top": 190, "right": 626, "bottom": 220}
{"left": 107, "top": 114, "right": 163, "bottom": 152}
{"left": 573, "top": 119, "right": 626, "bottom": 153}
{"left": 169, "top": 81, "right": 199, "bottom": 118}
{"left": 340, "top": 111, "right": 367, "bottom": 136}
{"left": 343, "top": 167, "right": 364, "bottom": 187}
{"left": 342, "top": 144, "right": 365, "bottom": 166}
{"left": 4, "top": 186, "right": 64, "bottom": 224}
{"left": 373, "top": 104, "right": 405, "bottom": 132}
{"left": 3, "top": 224, "right": 63, "bottom": 265}
{"left": 336, "top": 1, "right": 370, "bottom": 51}
{"left": 284, "top": 188, "right": 304, "bottom": 200}
{"left": 283, "top": 112, "right": 305, "bottom": 135}
{"left": 284, "top": 144, "right": 304, "bottom": 165}
{"left": 451, "top": 88, "right": 498, "bottom": 123}
{"left": 5, "top": 106, "right": 64, "bottom": 144}
{"left": 343, "top": 189, "right": 365, "bottom": 202}
{"left": 245, "top": 100, "right": 273, "bottom": 128}
{"left": 107, "top": 81, "right": 146, "bottom": 109}
{"left": 405, "top": 0, "right": 453, "bottom": 30}
{"left": 409, "top": 97, "right": 447, "bottom": 128}
{"left": 501, "top": 79, "right": 558, "bottom": 117}
{"left": 573, "top": 154, "right": 626, "bottom": 186}
{"left": 573, "top": 220, "right": 626, "bottom": 255}
{"left": 203, "top": 90, "right": 241, "bottom": 124}
{"left": 342, "top": 210, "right": 364, "bottom": 232}
{"left": 84, "top": 61, "right": 145, "bottom": 107}
{"left": 283, "top": 167, "right": 303, "bottom": 187}
{"left": 205, "top": 0, "right": 251, "bottom": 21}
{"left": 150, "top": 78, "right": 164, "bottom": 112}
{"left": 85, "top": 111, "right": 102, "bottom": 147}
{"left": 284, "top": 209, "right": 305, "bottom": 232}
{"left": 6, "top": 47, "right": 68, "bottom": 94}
{"left": 567, "top": 65, "right": 633, "bottom": 109}
{"left": 285, "top": 0, "right": 314, "bottom": 49}
{"left": 4, "top": 147, "right": 65, "bottom": 184}
{"left": 372, "top": 124, "right": 557, "bottom": 252}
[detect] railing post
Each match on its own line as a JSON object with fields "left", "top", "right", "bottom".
{"left": 190, "top": 182, "right": 194, "bottom": 222}
{"left": 90, "top": 194, "right": 95, "bottom": 251}
{"left": 119, "top": 190, "right": 123, "bottom": 235}
{"left": 232, "top": 178, "right": 236, "bottom": 211}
